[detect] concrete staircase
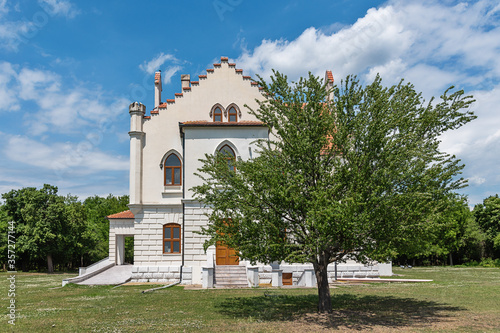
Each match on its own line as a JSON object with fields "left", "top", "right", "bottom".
{"left": 214, "top": 265, "right": 248, "bottom": 288}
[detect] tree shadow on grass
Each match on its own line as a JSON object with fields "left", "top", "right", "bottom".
{"left": 215, "top": 293, "right": 465, "bottom": 330}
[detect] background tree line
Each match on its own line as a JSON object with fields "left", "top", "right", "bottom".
{"left": 0, "top": 184, "right": 129, "bottom": 273}
{"left": 395, "top": 194, "right": 500, "bottom": 267}
{"left": 0, "top": 185, "right": 499, "bottom": 273}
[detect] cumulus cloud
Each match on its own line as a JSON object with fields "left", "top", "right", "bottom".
{"left": 235, "top": 0, "right": 500, "bottom": 203}
{"left": 237, "top": 0, "right": 500, "bottom": 88}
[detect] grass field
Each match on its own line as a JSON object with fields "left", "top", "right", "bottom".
{"left": 1, "top": 267, "right": 499, "bottom": 332}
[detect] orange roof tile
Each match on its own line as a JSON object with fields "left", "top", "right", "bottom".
{"left": 183, "top": 87, "right": 191, "bottom": 91}
{"left": 151, "top": 110, "right": 159, "bottom": 114}
{"left": 166, "top": 99, "right": 175, "bottom": 103}
{"left": 221, "top": 56, "right": 229, "bottom": 61}
{"left": 214, "top": 63, "right": 221, "bottom": 67}
{"left": 175, "top": 93, "right": 183, "bottom": 97}
{"left": 243, "top": 76, "right": 251, "bottom": 79}
{"left": 199, "top": 75, "right": 207, "bottom": 79}
{"left": 144, "top": 116, "right": 151, "bottom": 119}
{"left": 207, "top": 69, "right": 214, "bottom": 72}
{"left": 107, "top": 210, "right": 135, "bottom": 219}
{"left": 228, "top": 63, "right": 236, "bottom": 66}
{"left": 235, "top": 69, "right": 243, "bottom": 73}
{"left": 154, "top": 72, "right": 161, "bottom": 84}
{"left": 251, "top": 82, "right": 258, "bottom": 86}
{"left": 158, "top": 103, "right": 167, "bottom": 108}
{"left": 191, "top": 81, "right": 199, "bottom": 85}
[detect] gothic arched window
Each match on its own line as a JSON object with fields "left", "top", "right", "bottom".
{"left": 164, "top": 154, "right": 181, "bottom": 186}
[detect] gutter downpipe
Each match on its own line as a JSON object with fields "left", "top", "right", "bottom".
{"left": 142, "top": 126, "right": 186, "bottom": 294}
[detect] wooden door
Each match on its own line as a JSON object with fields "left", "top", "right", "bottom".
{"left": 216, "top": 242, "right": 239, "bottom": 265}
{"left": 282, "top": 273, "right": 293, "bottom": 285}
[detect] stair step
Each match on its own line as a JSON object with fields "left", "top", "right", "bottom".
{"left": 214, "top": 284, "right": 248, "bottom": 288}
{"left": 214, "top": 265, "right": 248, "bottom": 288}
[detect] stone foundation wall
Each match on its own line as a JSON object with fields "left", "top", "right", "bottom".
{"left": 257, "top": 262, "right": 390, "bottom": 286}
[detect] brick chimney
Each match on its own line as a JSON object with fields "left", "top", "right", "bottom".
{"left": 325, "top": 70, "right": 334, "bottom": 101}
{"left": 181, "top": 74, "right": 190, "bottom": 89}
{"left": 154, "top": 70, "right": 162, "bottom": 108}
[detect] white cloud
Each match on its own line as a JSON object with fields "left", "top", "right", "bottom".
{"left": 0, "top": 62, "right": 129, "bottom": 135}
{"left": 162, "top": 66, "right": 182, "bottom": 85}
{"left": 139, "top": 53, "right": 178, "bottom": 75}
{"left": 0, "top": 0, "right": 8, "bottom": 15}
{"left": 468, "top": 176, "right": 486, "bottom": 186}
{"left": 38, "top": 0, "right": 79, "bottom": 19}
{"left": 4, "top": 135, "right": 128, "bottom": 172}
{"left": 234, "top": 0, "right": 500, "bottom": 204}
{"left": 0, "top": 1, "right": 79, "bottom": 51}
{"left": 0, "top": 62, "right": 20, "bottom": 111}
{"left": 237, "top": 0, "right": 500, "bottom": 87}
{"left": 0, "top": 19, "right": 35, "bottom": 52}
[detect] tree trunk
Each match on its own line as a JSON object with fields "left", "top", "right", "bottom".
{"left": 449, "top": 252, "right": 453, "bottom": 266}
{"left": 47, "top": 254, "right": 54, "bottom": 273}
{"left": 314, "top": 255, "right": 332, "bottom": 313}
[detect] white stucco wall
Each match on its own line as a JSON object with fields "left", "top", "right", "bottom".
{"left": 108, "top": 218, "right": 135, "bottom": 265}
{"left": 139, "top": 59, "right": 265, "bottom": 205}
{"left": 182, "top": 126, "right": 268, "bottom": 199}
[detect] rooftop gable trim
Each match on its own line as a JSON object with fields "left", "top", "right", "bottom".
{"left": 179, "top": 120, "right": 265, "bottom": 127}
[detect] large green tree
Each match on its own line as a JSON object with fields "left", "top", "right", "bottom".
{"left": 194, "top": 72, "right": 475, "bottom": 312}
{"left": 2, "top": 184, "right": 66, "bottom": 272}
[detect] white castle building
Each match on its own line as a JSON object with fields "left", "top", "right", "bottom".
{"left": 103, "top": 56, "right": 391, "bottom": 288}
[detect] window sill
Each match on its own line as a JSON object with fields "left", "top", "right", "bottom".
{"left": 163, "top": 186, "right": 182, "bottom": 194}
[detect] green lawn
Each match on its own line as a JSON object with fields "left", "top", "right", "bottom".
{"left": 1, "top": 267, "right": 499, "bottom": 332}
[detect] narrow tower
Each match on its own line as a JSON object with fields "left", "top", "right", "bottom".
{"left": 128, "top": 101, "right": 145, "bottom": 212}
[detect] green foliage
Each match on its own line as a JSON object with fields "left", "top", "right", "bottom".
{"left": 456, "top": 258, "right": 500, "bottom": 268}
{"left": 396, "top": 195, "right": 476, "bottom": 264}
{"left": 83, "top": 194, "right": 129, "bottom": 264}
{"left": 194, "top": 71, "right": 475, "bottom": 312}
{"left": 1, "top": 185, "right": 66, "bottom": 272}
{"left": 0, "top": 185, "right": 129, "bottom": 272}
{"left": 474, "top": 194, "right": 500, "bottom": 258}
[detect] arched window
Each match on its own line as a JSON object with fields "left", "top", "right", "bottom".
{"left": 228, "top": 106, "right": 238, "bottom": 122}
{"left": 163, "top": 223, "right": 181, "bottom": 254}
{"left": 164, "top": 154, "right": 181, "bottom": 186}
{"left": 219, "top": 145, "right": 236, "bottom": 172}
{"left": 213, "top": 106, "right": 223, "bottom": 122}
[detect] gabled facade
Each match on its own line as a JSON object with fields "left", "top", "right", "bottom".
{"left": 108, "top": 57, "right": 391, "bottom": 287}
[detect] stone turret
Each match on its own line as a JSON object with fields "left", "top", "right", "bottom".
{"left": 129, "top": 102, "right": 146, "bottom": 211}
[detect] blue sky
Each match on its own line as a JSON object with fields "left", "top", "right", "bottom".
{"left": 0, "top": 0, "right": 499, "bottom": 206}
